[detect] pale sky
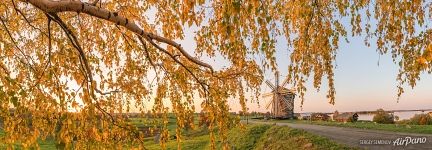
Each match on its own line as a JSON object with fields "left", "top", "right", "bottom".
{"left": 135, "top": 6, "right": 432, "bottom": 114}
{"left": 264, "top": 35, "right": 432, "bottom": 113}
{"left": 174, "top": 21, "right": 432, "bottom": 114}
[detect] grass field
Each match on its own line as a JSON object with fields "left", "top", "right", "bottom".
{"left": 227, "top": 124, "right": 354, "bottom": 150}
{"left": 143, "top": 124, "right": 354, "bottom": 150}
{"left": 261, "top": 119, "right": 432, "bottom": 134}
{"left": 0, "top": 117, "right": 355, "bottom": 149}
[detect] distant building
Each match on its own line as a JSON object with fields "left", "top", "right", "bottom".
{"left": 333, "top": 112, "right": 358, "bottom": 122}
{"left": 298, "top": 113, "right": 312, "bottom": 120}
{"left": 311, "top": 113, "right": 330, "bottom": 121}
{"left": 294, "top": 113, "right": 301, "bottom": 119}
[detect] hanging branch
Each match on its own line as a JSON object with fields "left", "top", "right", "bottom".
{"left": 22, "top": 0, "right": 214, "bottom": 73}
{"left": 42, "top": 9, "right": 146, "bottom": 144}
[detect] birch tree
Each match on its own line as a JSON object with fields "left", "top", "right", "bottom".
{"left": 0, "top": 0, "right": 431, "bottom": 149}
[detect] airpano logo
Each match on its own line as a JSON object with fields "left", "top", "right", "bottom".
{"left": 359, "top": 136, "right": 427, "bottom": 146}
{"left": 393, "top": 137, "right": 427, "bottom": 146}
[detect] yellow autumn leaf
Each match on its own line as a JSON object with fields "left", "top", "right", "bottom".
{"left": 0, "top": 0, "right": 431, "bottom": 149}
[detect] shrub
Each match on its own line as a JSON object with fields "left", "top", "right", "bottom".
{"left": 350, "top": 113, "right": 359, "bottom": 122}
{"left": 347, "top": 116, "right": 355, "bottom": 122}
{"left": 372, "top": 109, "right": 394, "bottom": 124}
{"left": 396, "top": 119, "right": 411, "bottom": 125}
{"left": 409, "top": 114, "right": 432, "bottom": 125}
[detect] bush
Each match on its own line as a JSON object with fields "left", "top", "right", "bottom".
{"left": 396, "top": 119, "right": 411, "bottom": 125}
{"left": 409, "top": 114, "right": 432, "bottom": 125}
{"left": 348, "top": 113, "right": 359, "bottom": 122}
{"left": 372, "top": 109, "right": 394, "bottom": 124}
{"left": 347, "top": 116, "right": 355, "bottom": 122}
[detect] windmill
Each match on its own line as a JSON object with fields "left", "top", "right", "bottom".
{"left": 262, "top": 71, "right": 296, "bottom": 119}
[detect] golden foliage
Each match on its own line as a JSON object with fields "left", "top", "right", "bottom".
{"left": 0, "top": 0, "right": 431, "bottom": 149}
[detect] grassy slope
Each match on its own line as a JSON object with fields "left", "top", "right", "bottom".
{"left": 144, "top": 135, "right": 210, "bottom": 150}
{"left": 227, "top": 124, "right": 354, "bottom": 150}
{"left": 227, "top": 124, "right": 271, "bottom": 149}
{"left": 270, "top": 119, "right": 432, "bottom": 134}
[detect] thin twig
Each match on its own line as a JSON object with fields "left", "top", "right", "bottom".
{"left": 0, "top": 16, "right": 37, "bottom": 73}
{"left": 144, "top": 36, "right": 210, "bottom": 98}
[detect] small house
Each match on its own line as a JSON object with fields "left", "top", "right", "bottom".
{"left": 298, "top": 113, "right": 312, "bottom": 120}
{"left": 333, "top": 112, "right": 358, "bottom": 122}
{"left": 311, "top": 113, "right": 330, "bottom": 121}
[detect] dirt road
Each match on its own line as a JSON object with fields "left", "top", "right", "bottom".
{"left": 246, "top": 121, "right": 432, "bottom": 150}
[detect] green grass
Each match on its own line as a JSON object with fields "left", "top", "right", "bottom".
{"left": 1, "top": 124, "right": 355, "bottom": 149}
{"left": 1, "top": 117, "right": 357, "bottom": 149}
{"left": 128, "top": 115, "right": 179, "bottom": 131}
{"left": 255, "top": 125, "right": 354, "bottom": 150}
{"left": 129, "top": 114, "right": 200, "bottom": 134}
{"left": 264, "top": 119, "right": 432, "bottom": 134}
{"left": 144, "top": 133, "right": 211, "bottom": 150}
{"left": 225, "top": 124, "right": 354, "bottom": 150}
{"left": 227, "top": 124, "right": 271, "bottom": 149}
{"left": 37, "top": 138, "right": 57, "bottom": 150}
{"left": 0, "top": 132, "right": 57, "bottom": 150}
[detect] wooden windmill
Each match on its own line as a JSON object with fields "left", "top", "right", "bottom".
{"left": 262, "top": 71, "right": 296, "bottom": 119}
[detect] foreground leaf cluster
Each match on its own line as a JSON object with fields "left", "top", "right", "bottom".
{"left": 0, "top": 0, "right": 431, "bottom": 149}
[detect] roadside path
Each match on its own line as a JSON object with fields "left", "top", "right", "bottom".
{"left": 245, "top": 120, "right": 432, "bottom": 150}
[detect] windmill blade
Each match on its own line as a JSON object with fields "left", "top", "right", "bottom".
{"left": 265, "top": 99, "right": 273, "bottom": 109}
{"left": 265, "top": 80, "right": 276, "bottom": 90}
{"left": 261, "top": 92, "right": 274, "bottom": 98}
{"left": 281, "top": 76, "right": 290, "bottom": 87}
